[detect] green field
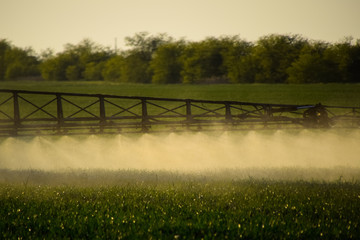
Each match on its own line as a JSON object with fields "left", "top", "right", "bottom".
{"left": 1, "top": 81, "right": 360, "bottom": 238}
{"left": 1, "top": 171, "right": 360, "bottom": 239}
{"left": 1, "top": 81, "right": 360, "bottom": 106}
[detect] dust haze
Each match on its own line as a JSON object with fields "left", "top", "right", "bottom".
{"left": 1, "top": 130, "right": 360, "bottom": 182}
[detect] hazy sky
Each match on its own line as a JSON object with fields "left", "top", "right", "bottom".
{"left": 1, "top": 0, "right": 360, "bottom": 53}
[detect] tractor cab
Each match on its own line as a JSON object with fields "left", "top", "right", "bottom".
{"left": 303, "top": 103, "right": 330, "bottom": 128}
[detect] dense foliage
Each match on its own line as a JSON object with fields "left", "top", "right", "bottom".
{"left": 0, "top": 39, "right": 40, "bottom": 80}
{"left": 1, "top": 177, "right": 359, "bottom": 239}
{"left": 1, "top": 33, "right": 360, "bottom": 83}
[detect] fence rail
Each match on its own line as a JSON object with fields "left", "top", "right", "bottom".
{"left": 0, "top": 89, "right": 359, "bottom": 136}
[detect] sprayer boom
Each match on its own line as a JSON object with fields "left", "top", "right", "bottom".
{"left": 0, "top": 89, "right": 359, "bottom": 136}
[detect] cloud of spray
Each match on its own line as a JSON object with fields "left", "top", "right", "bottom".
{"left": 1, "top": 130, "right": 360, "bottom": 174}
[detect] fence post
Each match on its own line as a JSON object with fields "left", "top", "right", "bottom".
{"left": 225, "top": 103, "right": 232, "bottom": 121}
{"left": 13, "top": 91, "right": 20, "bottom": 135}
{"left": 99, "top": 95, "right": 106, "bottom": 133}
{"left": 224, "top": 102, "right": 232, "bottom": 130}
{"left": 141, "top": 98, "right": 149, "bottom": 132}
{"left": 186, "top": 99, "right": 192, "bottom": 129}
{"left": 263, "top": 105, "right": 272, "bottom": 128}
{"left": 56, "top": 93, "right": 64, "bottom": 133}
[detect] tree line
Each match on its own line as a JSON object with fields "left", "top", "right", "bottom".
{"left": 1, "top": 32, "right": 360, "bottom": 83}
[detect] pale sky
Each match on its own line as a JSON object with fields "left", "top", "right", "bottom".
{"left": 1, "top": 0, "right": 360, "bottom": 53}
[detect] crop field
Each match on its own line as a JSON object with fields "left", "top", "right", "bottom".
{"left": 1, "top": 81, "right": 360, "bottom": 106}
{"left": 1, "top": 171, "right": 360, "bottom": 239}
{"left": 1, "top": 81, "right": 360, "bottom": 238}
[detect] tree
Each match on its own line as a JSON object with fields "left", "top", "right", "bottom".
{"left": 150, "top": 41, "right": 185, "bottom": 84}
{"left": 181, "top": 37, "right": 232, "bottom": 84}
{"left": 65, "top": 65, "right": 81, "bottom": 81}
{"left": 40, "top": 39, "right": 111, "bottom": 81}
{"left": 2, "top": 33, "right": 358, "bottom": 83}
{"left": 0, "top": 39, "right": 11, "bottom": 80}
{"left": 121, "top": 32, "right": 173, "bottom": 83}
{"left": 287, "top": 41, "right": 341, "bottom": 83}
{"left": 125, "top": 32, "right": 173, "bottom": 57}
{"left": 252, "top": 34, "right": 307, "bottom": 83}
{"left": 4, "top": 46, "right": 40, "bottom": 80}
{"left": 121, "top": 51, "right": 152, "bottom": 83}
{"left": 328, "top": 37, "right": 360, "bottom": 83}
{"left": 0, "top": 39, "right": 40, "bottom": 80}
{"left": 222, "top": 36, "right": 254, "bottom": 83}
{"left": 346, "top": 40, "right": 360, "bottom": 82}
{"left": 102, "top": 55, "right": 124, "bottom": 82}
{"left": 41, "top": 53, "right": 74, "bottom": 81}
{"left": 83, "top": 62, "right": 105, "bottom": 81}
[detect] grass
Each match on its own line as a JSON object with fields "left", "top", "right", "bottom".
{"left": 1, "top": 81, "right": 360, "bottom": 106}
{"left": 1, "top": 173, "right": 359, "bottom": 239}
